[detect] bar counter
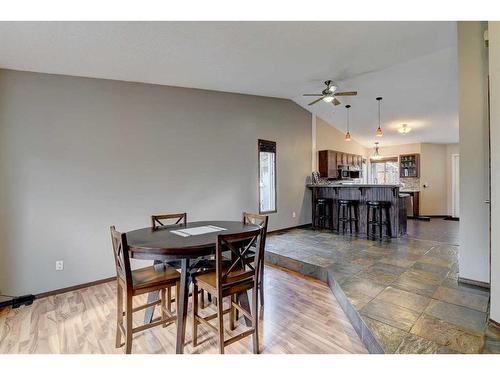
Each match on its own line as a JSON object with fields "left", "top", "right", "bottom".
{"left": 307, "top": 183, "right": 408, "bottom": 238}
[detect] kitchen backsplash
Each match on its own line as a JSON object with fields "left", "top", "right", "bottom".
{"left": 400, "top": 177, "right": 420, "bottom": 190}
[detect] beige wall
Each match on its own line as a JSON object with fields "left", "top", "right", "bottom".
{"left": 458, "top": 21, "right": 490, "bottom": 284}
{"left": 375, "top": 142, "right": 456, "bottom": 216}
{"left": 377, "top": 143, "right": 421, "bottom": 157}
{"left": 0, "top": 69, "right": 313, "bottom": 295}
{"left": 316, "top": 117, "right": 368, "bottom": 157}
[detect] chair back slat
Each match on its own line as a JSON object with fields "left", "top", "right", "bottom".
{"left": 242, "top": 212, "right": 269, "bottom": 246}
{"left": 151, "top": 213, "right": 187, "bottom": 230}
{"left": 110, "top": 226, "right": 132, "bottom": 288}
{"left": 215, "top": 228, "right": 263, "bottom": 292}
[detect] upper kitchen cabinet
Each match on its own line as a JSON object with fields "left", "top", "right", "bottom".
{"left": 399, "top": 153, "right": 420, "bottom": 178}
{"left": 318, "top": 150, "right": 364, "bottom": 179}
{"left": 319, "top": 150, "right": 339, "bottom": 179}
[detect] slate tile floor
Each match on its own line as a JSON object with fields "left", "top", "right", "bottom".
{"left": 265, "top": 219, "right": 500, "bottom": 354}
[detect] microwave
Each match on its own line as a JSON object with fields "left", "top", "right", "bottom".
{"left": 338, "top": 168, "right": 361, "bottom": 180}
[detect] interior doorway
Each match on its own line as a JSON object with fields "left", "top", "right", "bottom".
{"left": 452, "top": 153, "right": 460, "bottom": 218}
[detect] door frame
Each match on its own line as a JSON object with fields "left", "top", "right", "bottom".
{"left": 451, "top": 153, "right": 460, "bottom": 218}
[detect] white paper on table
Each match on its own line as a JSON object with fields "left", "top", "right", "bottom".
{"left": 170, "top": 225, "right": 227, "bottom": 236}
{"left": 170, "top": 230, "right": 191, "bottom": 237}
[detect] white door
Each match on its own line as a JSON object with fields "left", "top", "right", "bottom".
{"left": 452, "top": 154, "right": 460, "bottom": 218}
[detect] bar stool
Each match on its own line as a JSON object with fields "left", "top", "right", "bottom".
{"left": 366, "top": 201, "right": 392, "bottom": 240}
{"left": 337, "top": 199, "right": 360, "bottom": 235}
{"left": 314, "top": 198, "right": 333, "bottom": 230}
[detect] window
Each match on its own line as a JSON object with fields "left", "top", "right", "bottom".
{"left": 258, "top": 139, "right": 276, "bottom": 213}
{"left": 370, "top": 157, "right": 399, "bottom": 184}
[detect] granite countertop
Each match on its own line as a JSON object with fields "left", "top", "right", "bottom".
{"left": 307, "top": 183, "right": 400, "bottom": 188}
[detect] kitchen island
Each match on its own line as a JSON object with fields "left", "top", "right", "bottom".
{"left": 307, "top": 183, "right": 409, "bottom": 238}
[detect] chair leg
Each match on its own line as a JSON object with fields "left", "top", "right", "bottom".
{"left": 217, "top": 295, "right": 225, "bottom": 354}
{"left": 167, "top": 285, "right": 172, "bottom": 313}
{"left": 115, "top": 283, "right": 123, "bottom": 348}
{"left": 125, "top": 295, "right": 133, "bottom": 354}
{"left": 354, "top": 205, "right": 359, "bottom": 233}
{"left": 161, "top": 288, "right": 168, "bottom": 327}
{"left": 386, "top": 207, "right": 392, "bottom": 237}
{"left": 229, "top": 294, "right": 235, "bottom": 331}
{"left": 378, "top": 208, "right": 383, "bottom": 239}
{"left": 192, "top": 283, "right": 199, "bottom": 347}
{"left": 343, "top": 205, "right": 347, "bottom": 233}
{"left": 200, "top": 289, "right": 205, "bottom": 309}
{"left": 252, "top": 286, "right": 260, "bottom": 354}
{"left": 349, "top": 205, "right": 353, "bottom": 234}
{"left": 176, "top": 281, "right": 180, "bottom": 314}
{"left": 259, "top": 263, "right": 265, "bottom": 307}
{"left": 366, "top": 205, "right": 371, "bottom": 239}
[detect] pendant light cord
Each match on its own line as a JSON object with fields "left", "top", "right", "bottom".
{"left": 347, "top": 107, "right": 350, "bottom": 132}
{"left": 378, "top": 99, "right": 381, "bottom": 127}
{"left": 345, "top": 104, "right": 351, "bottom": 133}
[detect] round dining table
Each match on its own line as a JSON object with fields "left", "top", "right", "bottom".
{"left": 126, "top": 220, "right": 260, "bottom": 354}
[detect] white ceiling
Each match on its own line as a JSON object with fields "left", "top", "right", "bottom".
{"left": 0, "top": 21, "right": 458, "bottom": 147}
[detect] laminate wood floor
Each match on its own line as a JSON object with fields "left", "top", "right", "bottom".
{"left": 0, "top": 265, "right": 367, "bottom": 354}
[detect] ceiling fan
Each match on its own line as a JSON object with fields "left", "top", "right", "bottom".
{"left": 303, "top": 80, "right": 357, "bottom": 106}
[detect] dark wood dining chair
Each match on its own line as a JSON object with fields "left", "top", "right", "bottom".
{"left": 150, "top": 212, "right": 207, "bottom": 308}
{"left": 242, "top": 212, "right": 269, "bottom": 306}
{"left": 191, "top": 228, "right": 264, "bottom": 354}
{"left": 151, "top": 213, "right": 187, "bottom": 229}
{"left": 110, "top": 226, "right": 180, "bottom": 354}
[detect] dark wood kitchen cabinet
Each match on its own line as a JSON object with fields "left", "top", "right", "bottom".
{"left": 318, "top": 150, "right": 364, "bottom": 179}
{"left": 319, "top": 150, "right": 339, "bottom": 179}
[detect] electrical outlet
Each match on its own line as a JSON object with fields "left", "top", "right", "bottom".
{"left": 55, "top": 260, "right": 64, "bottom": 271}
{"left": 292, "top": 211, "right": 296, "bottom": 218}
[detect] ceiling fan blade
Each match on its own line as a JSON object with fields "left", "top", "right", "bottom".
{"left": 333, "top": 98, "right": 341, "bottom": 106}
{"left": 335, "top": 91, "right": 358, "bottom": 96}
{"left": 308, "top": 96, "right": 325, "bottom": 106}
{"left": 302, "top": 94, "right": 323, "bottom": 96}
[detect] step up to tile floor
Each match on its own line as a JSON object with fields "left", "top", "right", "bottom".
{"left": 265, "top": 226, "right": 496, "bottom": 354}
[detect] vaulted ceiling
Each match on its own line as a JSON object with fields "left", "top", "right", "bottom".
{"left": 0, "top": 21, "right": 458, "bottom": 146}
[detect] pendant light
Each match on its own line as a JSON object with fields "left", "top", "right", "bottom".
{"left": 375, "top": 97, "right": 383, "bottom": 137}
{"left": 345, "top": 104, "right": 352, "bottom": 142}
{"left": 372, "top": 142, "right": 381, "bottom": 160}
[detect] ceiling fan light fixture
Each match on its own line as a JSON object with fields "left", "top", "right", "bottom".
{"left": 322, "top": 95, "right": 335, "bottom": 103}
{"left": 398, "top": 124, "right": 411, "bottom": 134}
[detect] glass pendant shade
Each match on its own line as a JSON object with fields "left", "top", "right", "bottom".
{"left": 376, "top": 126, "right": 383, "bottom": 137}
{"left": 345, "top": 131, "right": 351, "bottom": 141}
